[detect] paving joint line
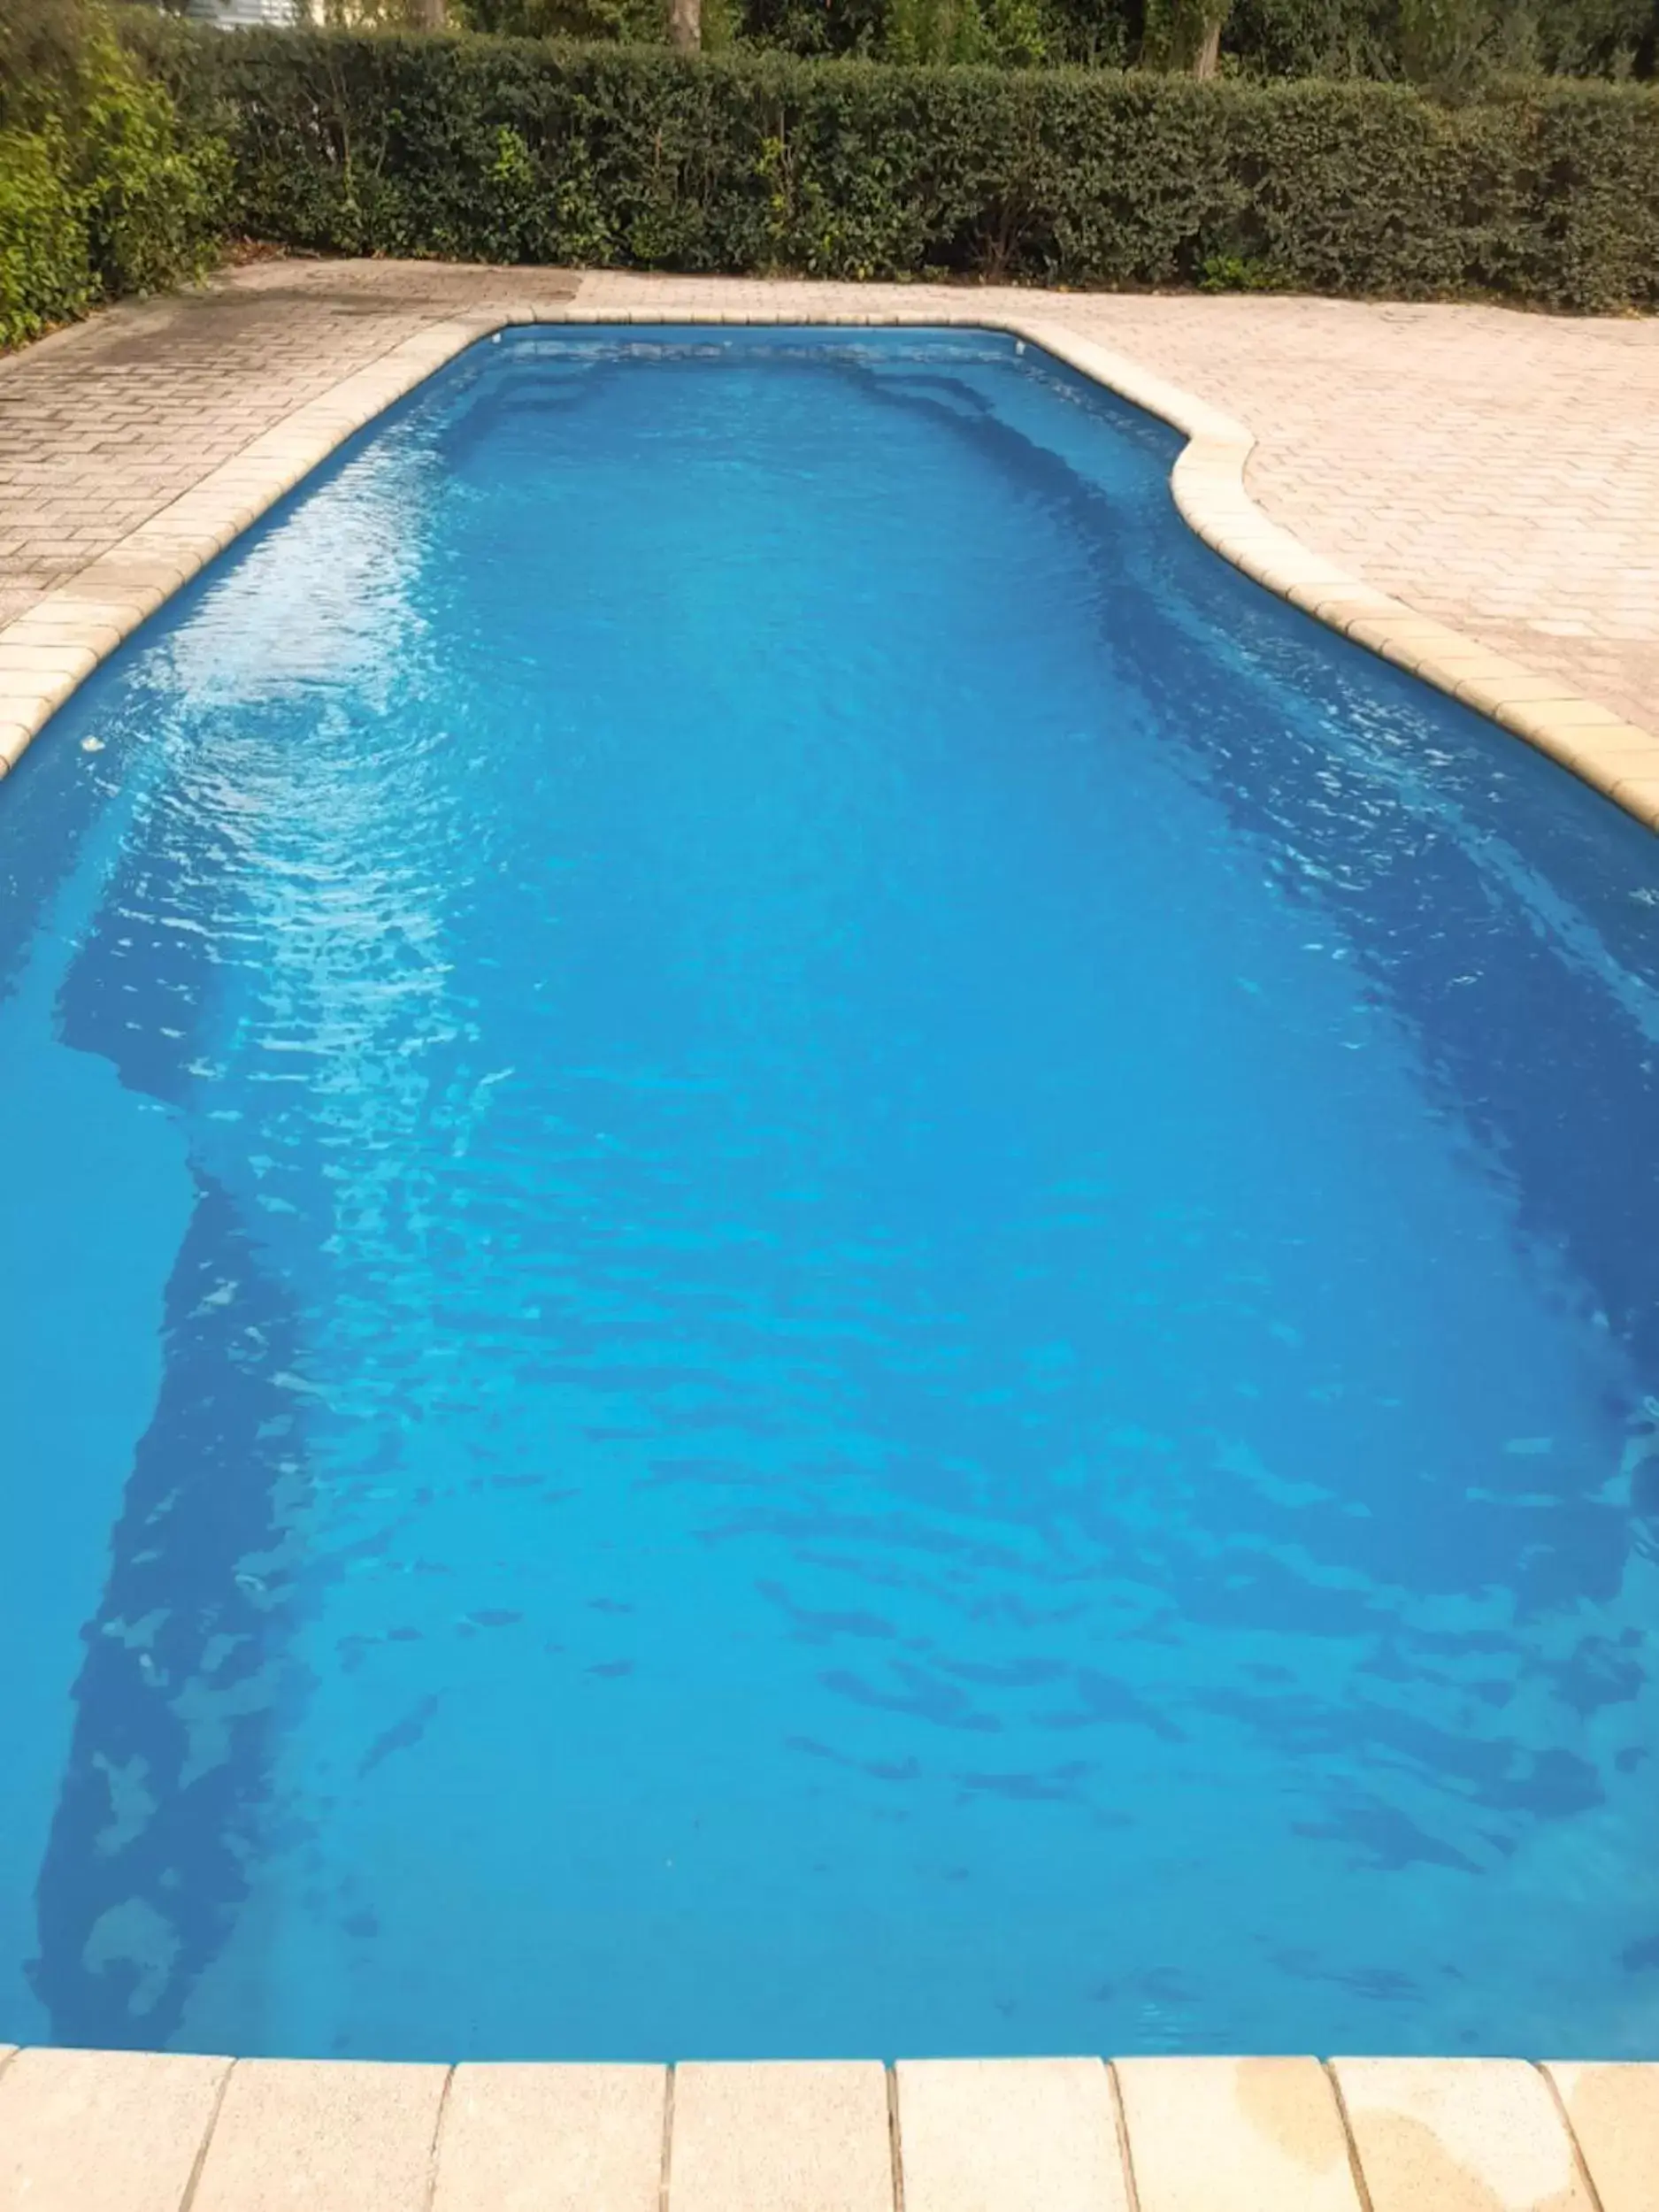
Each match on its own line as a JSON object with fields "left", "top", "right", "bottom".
{"left": 1535, "top": 2062, "right": 1609, "bottom": 2212}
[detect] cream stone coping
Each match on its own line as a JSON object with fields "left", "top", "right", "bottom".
{"left": 432, "top": 2062, "right": 665, "bottom": 2212}
{"left": 1, "top": 2050, "right": 1655, "bottom": 2210}
{"left": 895, "top": 2057, "right": 1132, "bottom": 2212}
{"left": 0, "top": 303, "right": 1655, "bottom": 839}
{"left": 0, "top": 2046, "right": 231, "bottom": 2212}
{"left": 1331, "top": 2057, "right": 1603, "bottom": 2212}
{"left": 188, "top": 2058, "right": 449, "bottom": 2212}
{"left": 670, "top": 2061, "right": 894, "bottom": 2212}
{"left": 1115, "top": 2055, "right": 1363, "bottom": 2212}
{"left": 1545, "top": 2063, "right": 1659, "bottom": 2212}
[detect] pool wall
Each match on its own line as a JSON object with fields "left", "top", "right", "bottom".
{"left": 1, "top": 303, "right": 1655, "bottom": 835}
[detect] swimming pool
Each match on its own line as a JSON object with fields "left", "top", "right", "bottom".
{"left": 1, "top": 326, "right": 1656, "bottom": 2063}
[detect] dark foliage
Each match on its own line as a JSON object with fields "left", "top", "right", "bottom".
{"left": 137, "top": 24, "right": 1659, "bottom": 306}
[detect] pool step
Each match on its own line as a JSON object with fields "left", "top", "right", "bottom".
{"left": 0, "top": 2047, "right": 1652, "bottom": 2210}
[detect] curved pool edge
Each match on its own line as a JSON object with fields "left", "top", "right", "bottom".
{"left": 0, "top": 2042, "right": 1644, "bottom": 2209}
{"left": 1, "top": 298, "right": 1655, "bottom": 834}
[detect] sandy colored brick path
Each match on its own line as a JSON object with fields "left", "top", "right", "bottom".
{"left": 0, "top": 257, "right": 1654, "bottom": 742}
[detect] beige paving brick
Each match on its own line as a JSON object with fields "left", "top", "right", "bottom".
{"left": 1611, "top": 777, "right": 1659, "bottom": 828}
{"left": 668, "top": 2061, "right": 893, "bottom": 2212}
{"left": 1333, "top": 2057, "right": 1594, "bottom": 2212}
{"left": 1544, "top": 2063, "right": 1659, "bottom": 2212}
{"left": 1116, "top": 2057, "right": 1363, "bottom": 2212}
{"left": 433, "top": 2063, "right": 665, "bottom": 2212}
{"left": 0, "top": 677, "right": 64, "bottom": 718}
{"left": 189, "top": 2057, "right": 449, "bottom": 2212}
{"left": 0, "top": 2046, "right": 230, "bottom": 2212}
{"left": 0, "top": 641, "right": 96, "bottom": 678}
{"left": 1498, "top": 687, "right": 1623, "bottom": 719}
{"left": 895, "top": 2058, "right": 1132, "bottom": 2212}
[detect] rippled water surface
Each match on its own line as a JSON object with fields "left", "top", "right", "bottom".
{"left": 3, "top": 328, "right": 1658, "bottom": 2062}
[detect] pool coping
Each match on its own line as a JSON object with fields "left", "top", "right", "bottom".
{"left": 0, "top": 2046, "right": 1651, "bottom": 2210}
{"left": 1, "top": 302, "right": 1656, "bottom": 832}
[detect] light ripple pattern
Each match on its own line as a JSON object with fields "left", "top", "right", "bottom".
{"left": 0, "top": 327, "right": 1656, "bottom": 2063}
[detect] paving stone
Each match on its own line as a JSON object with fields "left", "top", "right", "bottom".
{"left": 1116, "top": 2057, "right": 1363, "bottom": 2212}
{"left": 1333, "top": 2057, "right": 1594, "bottom": 2212}
{"left": 433, "top": 2062, "right": 665, "bottom": 2212}
{"left": 669, "top": 2061, "right": 893, "bottom": 2212}
{"left": 189, "top": 2057, "right": 449, "bottom": 2212}
{"left": 1543, "top": 2062, "right": 1659, "bottom": 2212}
{"left": 895, "top": 2057, "right": 1132, "bottom": 2212}
{"left": 0, "top": 2046, "right": 229, "bottom": 2212}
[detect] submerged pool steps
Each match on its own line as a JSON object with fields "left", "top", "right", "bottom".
{"left": 0, "top": 2047, "right": 1652, "bottom": 2211}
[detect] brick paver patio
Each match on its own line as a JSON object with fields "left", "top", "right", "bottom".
{"left": 2, "top": 259, "right": 1655, "bottom": 739}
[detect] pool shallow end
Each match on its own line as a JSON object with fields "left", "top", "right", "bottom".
{"left": 0, "top": 2043, "right": 1646, "bottom": 2209}
{"left": 1, "top": 303, "right": 1656, "bottom": 835}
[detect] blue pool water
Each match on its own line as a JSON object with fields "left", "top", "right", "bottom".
{"left": 2, "top": 327, "right": 1657, "bottom": 2063}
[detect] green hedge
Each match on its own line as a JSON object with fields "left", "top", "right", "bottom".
{"left": 0, "top": 123, "right": 94, "bottom": 340}
{"left": 143, "top": 27, "right": 1659, "bottom": 306}
{"left": 0, "top": 8, "right": 226, "bottom": 350}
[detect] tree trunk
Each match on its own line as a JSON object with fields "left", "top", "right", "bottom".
{"left": 414, "top": 0, "right": 447, "bottom": 28}
{"left": 1141, "top": 0, "right": 1227, "bottom": 74}
{"left": 669, "top": 0, "right": 702, "bottom": 49}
